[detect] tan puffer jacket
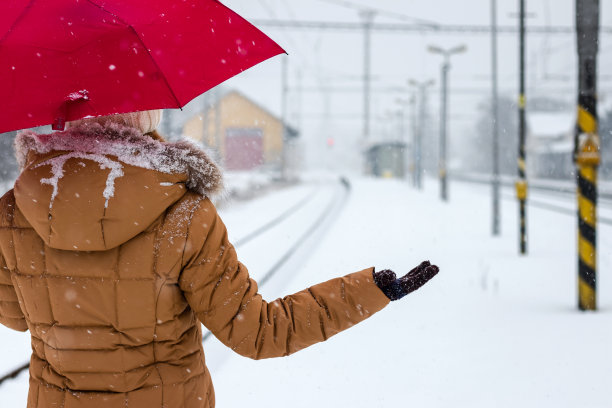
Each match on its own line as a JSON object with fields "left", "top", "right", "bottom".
{"left": 0, "top": 123, "right": 390, "bottom": 408}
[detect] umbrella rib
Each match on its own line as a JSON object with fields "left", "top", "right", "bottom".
{"left": 84, "top": 0, "right": 183, "bottom": 109}
{"left": 0, "top": 0, "right": 38, "bottom": 46}
{"left": 128, "top": 25, "right": 184, "bottom": 109}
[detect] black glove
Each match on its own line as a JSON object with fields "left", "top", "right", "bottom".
{"left": 373, "top": 261, "right": 439, "bottom": 301}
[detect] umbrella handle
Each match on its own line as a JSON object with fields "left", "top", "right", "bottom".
{"left": 52, "top": 114, "right": 66, "bottom": 131}
{"left": 52, "top": 90, "right": 90, "bottom": 131}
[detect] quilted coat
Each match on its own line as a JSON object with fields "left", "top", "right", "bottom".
{"left": 0, "top": 122, "right": 390, "bottom": 408}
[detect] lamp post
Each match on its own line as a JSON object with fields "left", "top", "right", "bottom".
{"left": 408, "top": 79, "right": 435, "bottom": 189}
{"left": 428, "top": 44, "right": 467, "bottom": 202}
{"left": 491, "top": 0, "right": 501, "bottom": 236}
{"left": 395, "top": 97, "right": 415, "bottom": 143}
{"left": 396, "top": 97, "right": 416, "bottom": 181}
{"left": 360, "top": 9, "right": 376, "bottom": 142}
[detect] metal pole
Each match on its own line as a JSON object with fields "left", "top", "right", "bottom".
{"left": 201, "top": 92, "right": 209, "bottom": 147}
{"left": 409, "top": 79, "right": 433, "bottom": 189}
{"left": 575, "top": 0, "right": 599, "bottom": 311}
{"left": 398, "top": 110, "right": 405, "bottom": 143}
{"left": 161, "top": 109, "right": 172, "bottom": 139}
{"left": 492, "top": 0, "right": 501, "bottom": 236}
{"left": 297, "top": 69, "right": 303, "bottom": 134}
{"left": 417, "top": 85, "right": 426, "bottom": 189}
{"left": 398, "top": 109, "right": 406, "bottom": 178}
{"left": 411, "top": 94, "right": 418, "bottom": 188}
{"left": 361, "top": 10, "right": 376, "bottom": 142}
{"left": 516, "top": 0, "right": 528, "bottom": 255}
{"left": 429, "top": 44, "right": 465, "bottom": 200}
{"left": 439, "top": 57, "right": 449, "bottom": 201}
{"left": 281, "top": 55, "right": 289, "bottom": 180}
{"left": 214, "top": 88, "right": 222, "bottom": 164}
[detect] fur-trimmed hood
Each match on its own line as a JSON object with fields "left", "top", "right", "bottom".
{"left": 12, "top": 122, "right": 224, "bottom": 251}
{"left": 15, "top": 121, "right": 223, "bottom": 197}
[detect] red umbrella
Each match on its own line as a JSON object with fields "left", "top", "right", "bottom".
{"left": 0, "top": 0, "right": 285, "bottom": 133}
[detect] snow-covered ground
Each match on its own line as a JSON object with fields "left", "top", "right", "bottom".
{"left": 210, "top": 177, "right": 612, "bottom": 408}
{"left": 220, "top": 170, "right": 282, "bottom": 202}
{"left": 1, "top": 175, "right": 611, "bottom": 407}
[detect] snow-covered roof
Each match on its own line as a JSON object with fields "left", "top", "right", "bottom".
{"left": 549, "top": 139, "right": 574, "bottom": 153}
{"left": 527, "top": 112, "right": 574, "bottom": 139}
{"left": 197, "top": 89, "right": 300, "bottom": 138}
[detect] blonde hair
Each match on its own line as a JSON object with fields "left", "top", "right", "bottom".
{"left": 65, "top": 110, "right": 163, "bottom": 135}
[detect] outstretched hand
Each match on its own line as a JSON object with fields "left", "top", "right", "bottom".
{"left": 373, "top": 261, "right": 439, "bottom": 301}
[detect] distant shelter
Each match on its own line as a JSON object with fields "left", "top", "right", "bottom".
{"left": 365, "top": 141, "right": 407, "bottom": 179}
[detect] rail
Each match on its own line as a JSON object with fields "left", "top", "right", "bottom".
{"left": 451, "top": 172, "right": 612, "bottom": 201}
{"left": 203, "top": 177, "right": 350, "bottom": 342}
{"left": 452, "top": 173, "right": 612, "bottom": 225}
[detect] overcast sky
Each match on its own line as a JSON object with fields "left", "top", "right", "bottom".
{"left": 191, "top": 0, "right": 612, "bottom": 169}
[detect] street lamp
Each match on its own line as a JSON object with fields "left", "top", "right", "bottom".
{"left": 428, "top": 44, "right": 467, "bottom": 201}
{"left": 408, "top": 79, "right": 435, "bottom": 189}
{"left": 396, "top": 97, "right": 416, "bottom": 182}
{"left": 395, "top": 97, "right": 414, "bottom": 143}
{"left": 359, "top": 9, "right": 377, "bottom": 142}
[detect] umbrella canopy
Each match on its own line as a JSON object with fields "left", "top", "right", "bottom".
{"left": 0, "top": 0, "right": 285, "bottom": 133}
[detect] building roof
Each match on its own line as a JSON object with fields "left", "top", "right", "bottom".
{"left": 365, "top": 141, "right": 407, "bottom": 153}
{"left": 527, "top": 111, "right": 574, "bottom": 139}
{"left": 201, "top": 89, "right": 300, "bottom": 138}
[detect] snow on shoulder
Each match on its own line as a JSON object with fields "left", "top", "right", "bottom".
{"left": 14, "top": 121, "right": 224, "bottom": 198}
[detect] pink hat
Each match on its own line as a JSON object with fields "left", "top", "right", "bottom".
{"left": 65, "top": 110, "right": 163, "bottom": 134}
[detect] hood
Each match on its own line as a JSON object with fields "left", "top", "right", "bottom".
{"left": 13, "top": 122, "right": 223, "bottom": 251}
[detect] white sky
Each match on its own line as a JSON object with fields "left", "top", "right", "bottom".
{"left": 193, "top": 0, "right": 612, "bottom": 169}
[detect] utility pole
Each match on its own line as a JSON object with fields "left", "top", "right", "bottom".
{"left": 201, "top": 92, "right": 209, "bottom": 147}
{"left": 296, "top": 69, "right": 303, "bottom": 135}
{"left": 516, "top": 0, "right": 528, "bottom": 255}
{"left": 440, "top": 60, "right": 449, "bottom": 201}
{"left": 409, "top": 79, "right": 435, "bottom": 190}
{"left": 161, "top": 109, "right": 173, "bottom": 140}
{"left": 397, "top": 108, "right": 406, "bottom": 177}
{"left": 395, "top": 109, "right": 405, "bottom": 143}
{"left": 214, "top": 87, "right": 222, "bottom": 164}
{"left": 396, "top": 95, "right": 419, "bottom": 186}
{"left": 428, "top": 44, "right": 467, "bottom": 202}
{"left": 575, "top": 0, "right": 599, "bottom": 311}
{"left": 410, "top": 94, "right": 418, "bottom": 186}
{"left": 491, "top": 0, "right": 501, "bottom": 236}
{"left": 395, "top": 98, "right": 412, "bottom": 138}
{"left": 360, "top": 9, "right": 376, "bottom": 142}
{"left": 281, "top": 55, "right": 289, "bottom": 181}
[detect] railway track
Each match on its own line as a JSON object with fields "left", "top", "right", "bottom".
{"left": 452, "top": 173, "right": 612, "bottom": 225}
{"left": 0, "top": 177, "right": 351, "bottom": 386}
{"left": 453, "top": 173, "right": 612, "bottom": 198}
{"left": 203, "top": 177, "right": 350, "bottom": 342}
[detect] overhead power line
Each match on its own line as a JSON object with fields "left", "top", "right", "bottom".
{"left": 314, "top": 0, "right": 441, "bottom": 28}
{"left": 251, "top": 19, "right": 612, "bottom": 34}
{"left": 290, "top": 86, "right": 612, "bottom": 98}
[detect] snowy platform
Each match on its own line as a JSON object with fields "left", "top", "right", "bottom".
{"left": 212, "top": 177, "right": 612, "bottom": 407}
{"left": 1, "top": 176, "right": 611, "bottom": 407}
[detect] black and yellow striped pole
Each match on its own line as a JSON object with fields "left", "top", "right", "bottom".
{"left": 515, "top": 0, "right": 528, "bottom": 255}
{"left": 575, "top": 0, "right": 599, "bottom": 311}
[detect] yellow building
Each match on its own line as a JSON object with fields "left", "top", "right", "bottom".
{"left": 183, "top": 90, "right": 298, "bottom": 171}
